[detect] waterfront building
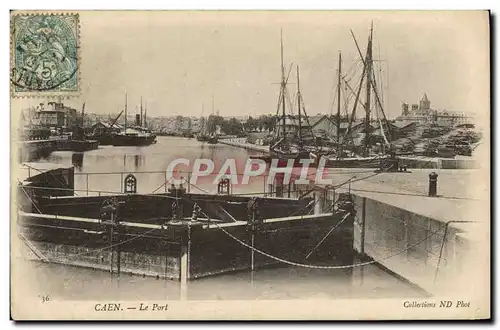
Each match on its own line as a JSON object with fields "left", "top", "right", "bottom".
{"left": 397, "top": 94, "right": 475, "bottom": 127}
{"left": 91, "top": 121, "right": 123, "bottom": 135}
{"left": 38, "top": 109, "right": 65, "bottom": 128}
{"left": 35, "top": 101, "right": 79, "bottom": 129}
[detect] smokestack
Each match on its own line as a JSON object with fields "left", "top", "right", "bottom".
{"left": 140, "top": 96, "right": 143, "bottom": 127}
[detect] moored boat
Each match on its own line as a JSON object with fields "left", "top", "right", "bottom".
{"left": 109, "top": 94, "right": 157, "bottom": 147}
{"left": 111, "top": 127, "right": 156, "bottom": 146}
{"left": 313, "top": 23, "right": 398, "bottom": 169}
{"left": 268, "top": 32, "right": 315, "bottom": 163}
{"left": 206, "top": 134, "right": 218, "bottom": 144}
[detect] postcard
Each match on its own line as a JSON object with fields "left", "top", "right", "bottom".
{"left": 10, "top": 10, "right": 490, "bottom": 320}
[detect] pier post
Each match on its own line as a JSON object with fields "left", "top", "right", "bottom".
{"left": 115, "top": 222, "right": 122, "bottom": 277}
{"left": 163, "top": 239, "right": 170, "bottom": 280}
{"left": 251, "top": 233, "right": 255, "bottom": 272}
{"left": 164, "top": 171, "right": 168, "bottom": 193}
{"left": 116, "top": 229, "right": 121, "bottom": 277}
{"left": 109, "top": 223, "right": 114, "bottom": 274}
{"left": 360, "top": 197, "right": 366, "bottom": 255}
{"left": 250, "top": 208, "right": 255, "bottom": 272}
{"left": 275, "top": 174, "right": 284, "bottom": 198}
{"left": 101, "top": 198, "right": 120, "bottom": 276}
{"left": 428, "top": 172, "right": 438, "bottom": 197}
{"left": 180, "top": 225, "right": 191, "bottom": 300}
{"left": 267, "top": 184, "right": 273, "bottom": 197}
{"left": 314, "top": 190, "right": 324, "bottom": 215}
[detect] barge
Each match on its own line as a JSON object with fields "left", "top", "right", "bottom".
{"left": 16, "top": 164, "right": 357, "bottom": 282}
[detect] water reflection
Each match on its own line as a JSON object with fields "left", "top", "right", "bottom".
{"left": 71, "top": 153, "right": 84, "bottom": 169}
{"left": 22, "top": 260, "right": 425, "bottom": 301}
{"left": 121, "top": 154, "right": 145, "bottom": 170}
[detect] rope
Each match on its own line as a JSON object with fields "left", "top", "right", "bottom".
{"left": 183, "top": 178, "right": 210, "bottom": 194}
{"left": 151, "top": 177, "right": 171, "bottom": 194}
{"left": 305, "top": 212, "right": 350, "bottom": 259}
{"left": 214, "top": 220, "right": 449, "bottom": 270}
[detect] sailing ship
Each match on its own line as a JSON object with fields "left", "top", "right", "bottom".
{"left": 111, "top": 94, "right": 157, "bottom": 147}
{"left": 196, "top": 105, "right": 209, "bottom": 142}
{"left": 310, "top": 23, "right": 398, "bottom": 169}
{"left": 196, "top": 99, "right": 219, "bottom": 144}
{"left": 269, "top": 31, "right": 315, "bottom": 161}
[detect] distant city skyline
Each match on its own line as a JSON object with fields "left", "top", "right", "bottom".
{"left": 12, "top": 11, "right": 489, "bottom": 121}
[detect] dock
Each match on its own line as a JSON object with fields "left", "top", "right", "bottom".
{"left": 218, "top": 138, "right": 479, "bottom": 170}
{"left": 218, "top": 138, "right": 270, "bottom": 154}
{"left": 17, "top": 138, "right": 99, "bottom": 162}
{"left": 400, "top": 155, "right": 479, "bottom": 169}
{"left": 320, "top": 168, "right": 485, "bottom": 293}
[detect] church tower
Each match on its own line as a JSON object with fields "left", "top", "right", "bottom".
{"left": 419, "top": 93, "right": 431, "bottom": 113}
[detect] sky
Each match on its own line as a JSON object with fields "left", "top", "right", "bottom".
{"left": 11, "top": 10, "right": 489, "bottom": 120}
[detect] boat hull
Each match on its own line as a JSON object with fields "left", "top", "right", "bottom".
{"left": 206, "top": 137, "right": 218, "bottom": 144}
{"left": 110, "top": 135, "right": 157, "bottom": 146}
{"left": 86, "top": 134, "right": 114, "bottom": 146}
{"left": 311, "top": 153, "right": 399, "bottom": 169}
{"left": 197, "top": 135, "right": 218, "bottom": 144}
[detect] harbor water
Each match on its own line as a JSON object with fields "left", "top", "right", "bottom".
{"left": 23, "top": 136, "right": 426, "bottom": 300}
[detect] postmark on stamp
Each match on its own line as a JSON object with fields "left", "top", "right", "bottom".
{"left": 10, "top": 12, "right": 80, "bottom": 97}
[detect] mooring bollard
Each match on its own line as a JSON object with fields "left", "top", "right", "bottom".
{"left": 168, "top": 183, "right": 176, "bottom": 195}
{"left": 428, "top": 172, "right": 438, "bottom": 197}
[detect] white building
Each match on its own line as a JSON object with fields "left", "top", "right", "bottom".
{"left": 397, "top": 94, "right": 475, "bottom": 127}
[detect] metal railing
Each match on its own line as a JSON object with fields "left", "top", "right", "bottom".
{"left": 72, "top": 169, "right": 325, "bottom": 199}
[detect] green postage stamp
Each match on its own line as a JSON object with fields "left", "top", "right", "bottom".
{"left": 10, "top": 12, "right": 80, "bottom": 97}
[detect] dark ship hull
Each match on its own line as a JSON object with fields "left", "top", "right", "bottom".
{"left": 197, "top": 135, "right": 218, "bottom": 144}
{"left": 270, "top": 148, "right": 311, "bottom": 161}
{"left": 86, "top": 134, "right": 115, "bottom": 146}
{"left": 310, "top": 152, "right": 400, "bottom": 170}
{"left": 196, "top": 135, "right": 207, "bottom": 142}
{"left": 206, "top": 136, "right": 218, "bottom": 144}
{"left": 110, "top": 134, "right": 157, "bottom": 146}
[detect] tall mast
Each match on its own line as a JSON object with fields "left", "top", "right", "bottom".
{"left": 280, "top": 29, "right": 286, "bottom": 139}
{"left": 337, "top": 51, "right": 342, "bottom": 158}
{"left": 144, "top": 101, "right": 147, "bottom": 128}
{"left": 81, "top": 102, "right": 86, "bottom": 127}
{"left": 140, "top": 96, "right": 143, "bottom": 127}
{"left": 363, "top": 22, "right": 373, "bottom": 157}
{"left": 211, "top": 95, "right": 215, "bottom": 134}
{"left": 124, "top": 92, "right": 128, "bottom": 131}
{"left": 201, "top": 103, "right": 205, "bottom": 134}
{"left": 296, "top": 65, "right": 302, "bottom": 142}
